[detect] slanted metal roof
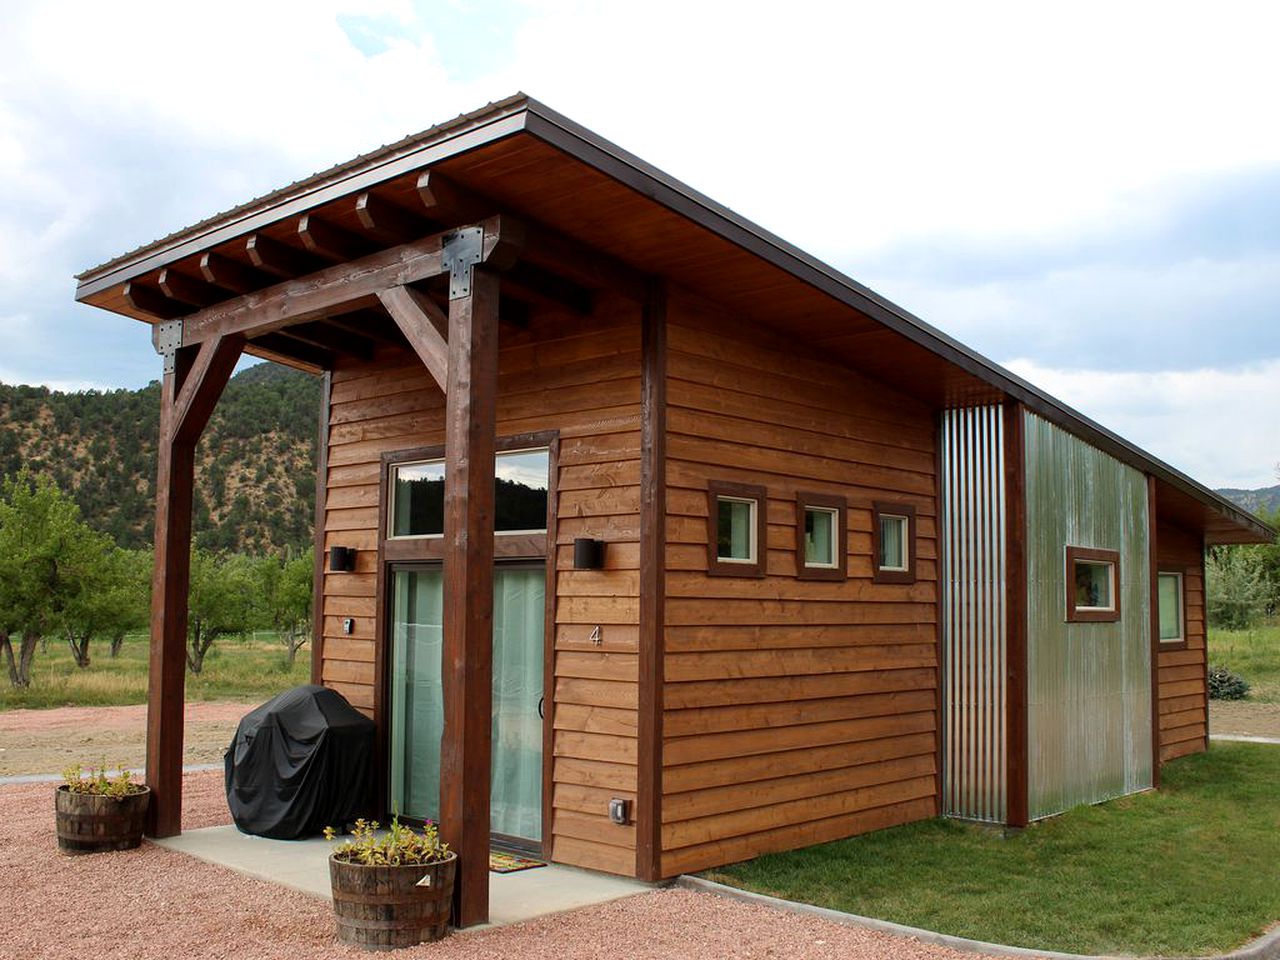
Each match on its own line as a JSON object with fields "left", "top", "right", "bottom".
{"left": 74, "top": 95, "right": 1275, "bottom": 546}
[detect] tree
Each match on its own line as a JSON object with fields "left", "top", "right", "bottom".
{"left": 251, "top": 548, "right": 314, "bottom": 666}
{"left": 1206, "top": 545, "right": 1269, "bottom": 630}
{"left": 62, "top": 545, "right": 150, "bottom": 668}
{"left": 186, "top": 549, "right": 255, "bottom": 674}
{"left": 0, "top": 471, "right": 109, "bottom": 687}
{"left": 110, "top": 548, "right": 153, "bottom": 658}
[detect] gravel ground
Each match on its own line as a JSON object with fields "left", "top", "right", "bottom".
{"left": 0, "top": 769, "right": 997, "bottom": 960}
{"left": 0, "top": 701, "right": 249, "bottom": 776}
{"left": 1211, "top": 700, "right": 1280, "bottom": 738}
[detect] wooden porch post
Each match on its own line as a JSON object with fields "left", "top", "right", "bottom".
{"left": 438, "top": 250, "right": 499, "bottom": 926}
{"left": 146, "top": 328, "right": 243, "bottom": 837}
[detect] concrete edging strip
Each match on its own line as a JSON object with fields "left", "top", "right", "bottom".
{"left": 676, "top": 875, "right": 1280, "bottom": 960}
{"left": 0, "top": 762, "right": 222, "bottom": 786}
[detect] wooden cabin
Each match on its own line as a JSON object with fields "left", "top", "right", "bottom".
{"left": 74, "top": 95, "right": 1275, "bottom": 925}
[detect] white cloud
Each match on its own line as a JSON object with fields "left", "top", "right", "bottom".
{"left": 1003, "top": 358, "right": 1280, "bottom": 489}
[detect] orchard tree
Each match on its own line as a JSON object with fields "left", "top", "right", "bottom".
{"left": 110, "top": 548, "right": 153, "bottom": 658}
{"left": 186, "top": 549, "right": 255, "bottom": 674}
{"left": 62, "top": 545, "right": 149, "bottom": 668}
{"left": 252, "top": 548, "right": 314, "bottom": 666}
{"left": 0, "top": 471, "right": 109, "bottom": 687}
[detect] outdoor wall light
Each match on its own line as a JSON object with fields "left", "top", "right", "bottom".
{"left": 329, "top": 546, "right": 357, "bottom": 572}
{"left": 573, "top": 538, "right": 606, "bottom": 570}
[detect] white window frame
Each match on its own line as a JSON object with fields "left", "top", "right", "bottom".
{"left": 1073, "top": 559, "right": 1117, "bottom": 613}
{"left": 1158, "top": 571, "right": 1185, "bottom": 644}
{"left": 716, "top": 495, "right": 759, "bottom": 565}
{"left": 803, "top": 505, "right": 840, "bottom": 570}
{"left": 878, "top": 513, "right": 911, "bottom": 573}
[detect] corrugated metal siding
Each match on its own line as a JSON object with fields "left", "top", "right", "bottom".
{"left": 940, "top": 405, "right": 1006, "bottom": 822}
{"left": 1023, "top": 411, "right": 1152, "bottom": 819}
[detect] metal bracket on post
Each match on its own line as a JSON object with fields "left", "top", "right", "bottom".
{"left": 441, "top": 226, "right": 484, "bottom": 300}
{"left": 152, "top": 319, "right": 184, "bottom": 374}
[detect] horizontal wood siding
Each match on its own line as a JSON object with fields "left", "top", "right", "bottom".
{"left": 659, "top": 291, "right": 940, "bottom": 877}
{"left": 319, "top": 295, "right": 642, "bottom": 875}
{"left": 1156, "top": 519, "right": 1207, "bottom": 762}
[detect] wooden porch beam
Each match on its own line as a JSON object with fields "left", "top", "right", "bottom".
{"left": 439, "top": 260, "right": 500, "bottom": 928}
{"left": 376, "top": 285, "right": 449, "bottom": 391}
{"left": 284, "top": 320, "right": 376, "bottom": 362}
{"left": 146, "top": 334, "right": 243, "bottom": 838}
{"left": 249, "top": 332, "right": 334, "bottom": 370}
{"left": 179, "top": 216, "right": 515, "bottom": 345}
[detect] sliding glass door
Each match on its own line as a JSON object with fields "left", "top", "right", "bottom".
{"left": 388, "top": 564, "right": 545, "bottom": 844}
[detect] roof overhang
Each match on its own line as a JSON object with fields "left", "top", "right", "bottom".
{"left": 75, "top": 94, "right": 1276, "bottom": 547}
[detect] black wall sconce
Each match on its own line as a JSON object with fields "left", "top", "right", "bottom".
{"left": 329, "top": 546, "right": 357, "bottom": 572}
{"left": 573, "top": 538, "right": 606, "bottom": 570}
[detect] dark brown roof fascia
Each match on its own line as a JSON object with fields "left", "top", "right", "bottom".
{"left": 518, "top": 98, "right": 1275, "bottom": 546}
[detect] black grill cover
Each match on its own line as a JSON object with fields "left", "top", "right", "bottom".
{"left": 224, "top": 684, "right": 375, "bottom": 840}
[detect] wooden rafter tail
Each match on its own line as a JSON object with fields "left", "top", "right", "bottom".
{"left": 416, "top": 169, "right": 491, "bottom": 221}
{"left": 377, "top": 285, "right": 449, "bottom": 391}
{"left": 199, "top": 251, "right": 270, "bottom": 295}
{"left": 298, "top": 214, "right": 373, "bottom": 262}
{"left": 355, "top": 191, "right": 432, "bottom": 244}
{"left": 124, "top": 280, "right": 185, "bottom": 320}
{"left": 158, "top": 267, "right": 225, "bottom": 308}
{"left": 245, "top": 232, "right": 322, "bottom": 278}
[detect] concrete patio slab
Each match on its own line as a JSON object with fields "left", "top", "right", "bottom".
{"left": 154, "top": 825, "right": 651, "bottom": 928}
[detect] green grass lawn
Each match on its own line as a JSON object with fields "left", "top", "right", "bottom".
{"left": 1210, "top": 622, "right": 1280, "bottom": 702}
{"left": 0, "top": 631, "right": 310, "bottom": 711}
{"left": 705, "top": 742, "right": 1280, "bottom": 956}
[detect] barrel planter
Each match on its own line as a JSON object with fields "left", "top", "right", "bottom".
{"left": 329, "top": 851, "right": 457, "bottom": 950}
{"left": 54, "top": 784, "right": 150, "bottom": 854}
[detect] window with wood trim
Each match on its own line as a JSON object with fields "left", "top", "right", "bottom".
{"left": 872, "top": 501, "right": 917, "bottom": 584}
{"left": 1065, "top": 546, "right": 1121, "bottom": 622}
{"left": 796, "top": 492, "right": 846, "bottom": 581}
{"left": 1158, "top": 571, "right": 1186, "bottom": 645}
{"left": 707, "top": 481, "right": 766, "bottom": 577}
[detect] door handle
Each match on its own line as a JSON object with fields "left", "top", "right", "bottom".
{"left": 537, "top": 696, "right": 544, "bottom": 719}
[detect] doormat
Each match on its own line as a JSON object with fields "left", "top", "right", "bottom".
{"left": 489, "top": 851, "right": 547, "bottom": 874}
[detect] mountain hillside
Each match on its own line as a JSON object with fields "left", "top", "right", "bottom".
{"left": 1218, "top": 484, "right": 1280, "bottom": 518}
{"left": 0, "top": 363, "right": 320, "bottom": 553}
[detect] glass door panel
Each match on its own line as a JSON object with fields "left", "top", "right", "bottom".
{"left": 388, "top": 565, "right": 545, "bottom": 843}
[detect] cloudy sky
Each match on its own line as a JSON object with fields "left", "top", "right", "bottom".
{"left": 2, "top": 0, "right": 1277, "bottom": 488}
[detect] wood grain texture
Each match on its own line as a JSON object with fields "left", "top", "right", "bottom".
{"left": 658, "top": 290, "right": 940, "bottom": 877}
{"left": 1155, "top": 517, "right": 1208, "bottom": 762}
{"left": 319, "top": 292, "right": 643, "bottom": 877}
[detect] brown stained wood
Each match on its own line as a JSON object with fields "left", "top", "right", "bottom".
{"left": 377, "top": 285, "right": 449, "bottom": 391}
{"left": 124, "top": 280, "right": 185, "bottom": 320}
{"left": 158, "top": 267, "right": 225, "bottom": 307}
{"left": 636, "top": 281, "right": 666, "bottom": 881}
{"left": 299, "top": 213, "right": 374, "bottom": 261}
{"left": 146, "top": 337, "right": 242, "bottom": 838}
{"left": 245, "top": 232, "right": 323, "bottom": 278}
{"left": 438, "top": 267, "right": 499, "bottom": 927}
{"left": 199, "top": 251, "right": 269, "bottom": 295}
{"left": 312, "top": 372, "right": 332, "bottom": 684}
{"left": 186, "top": 217, "right": 511, "bottom": 345}
{"left": 284, "top": 321, "right": 376, "bottom": 362}
{"left": 356, "top": 191, "right": 432, "bottom": 244}
{"left": 1147, "top": 476, "right": 1162, "bottom": 788}
{"left": 249, "top": 332, "right": 333, "bottom": 371}
{"left": 665, "top": 711, "right": 936, "bottom": 766}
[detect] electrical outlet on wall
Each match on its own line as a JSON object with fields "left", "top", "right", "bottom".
{"left": 608, "top": 797, "right": 629, "bottom": 825}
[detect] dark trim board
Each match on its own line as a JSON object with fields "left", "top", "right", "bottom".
{"left": 310, "top": 370, "right": 331, "bottom": 685}
{"left": 636, "top": 282, "right": 666, "bottom": 881}
{"left": 1148, "top": 476, "right": 1162, "bottom": 789}
{"left": 1003, "top": 401, "right": 1028, "bottom": 829}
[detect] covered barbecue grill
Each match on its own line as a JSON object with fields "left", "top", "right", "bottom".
{"left": 225, "top": 684, "right": 375, "bottom": 839}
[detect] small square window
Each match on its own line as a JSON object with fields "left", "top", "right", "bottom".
{"left": 1065, "top": 546, "right": 1121, "bottom": 622}
{"left": 796, "top": 492, "right": 847, "bottom": 581}
{"left": 707, "top": 481, "right": 766, "bottom": 577}
{"left": 872, "top": 502, "right": 917, "bottom": 584}
{"left": 1158, "top": 572, "right": 1185, "bottom": 644}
